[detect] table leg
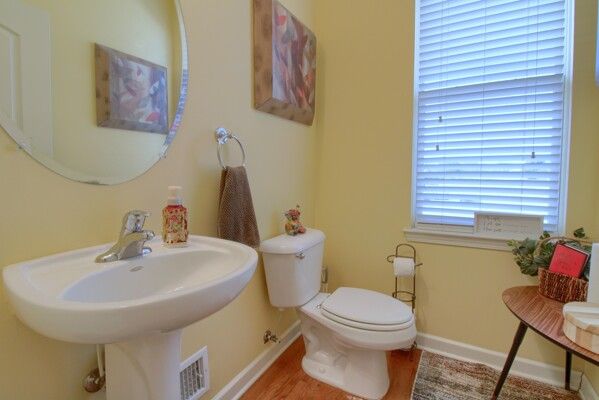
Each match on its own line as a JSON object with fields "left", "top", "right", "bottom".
{"left": 492, "top": 322, "right": 528, "bottom": 400}
{"left": 565, "top": 351, "right": 572, "bottom": 390}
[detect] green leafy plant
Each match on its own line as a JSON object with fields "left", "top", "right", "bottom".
{"left": 507, "top": 227, "right": 591, "bottom": 280}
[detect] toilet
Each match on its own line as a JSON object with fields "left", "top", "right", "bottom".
{"left": 260, "top": 229, "right": 416, "bottom": 400}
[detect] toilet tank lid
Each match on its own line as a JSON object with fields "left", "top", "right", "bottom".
{"left": 260, "top": 229, "right": 325, "bottom": 254}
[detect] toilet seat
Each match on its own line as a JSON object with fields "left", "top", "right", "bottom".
{"left": 320, "top": 287, "right": 413, "bottom": 332}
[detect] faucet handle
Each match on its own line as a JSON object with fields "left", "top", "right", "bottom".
{"left": 121, "top": 210, "right": 150, "bottom": 235}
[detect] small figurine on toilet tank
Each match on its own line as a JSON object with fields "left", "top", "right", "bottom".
{"left": 284, "top": 205, "right": 306, "bottom": 236}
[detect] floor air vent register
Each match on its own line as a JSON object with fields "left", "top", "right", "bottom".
{"left": 180, "top": 346, "right": 209, "bottom": 400}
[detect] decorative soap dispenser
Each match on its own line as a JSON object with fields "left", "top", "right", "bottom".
{"left": 162, "top": 186, "right": 188, "bottom": 247}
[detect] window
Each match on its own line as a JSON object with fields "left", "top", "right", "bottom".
{"left": 412, "top": 0, "right": 572, "bottom": 235}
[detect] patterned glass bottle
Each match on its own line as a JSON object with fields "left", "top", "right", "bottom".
{"left": 162, "top": 186, "right": 188, "bottom": 246}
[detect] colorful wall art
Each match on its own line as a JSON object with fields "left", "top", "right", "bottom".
{"left": 95, "top": 44, "right": 168, "bottom": 134}
{"left": 253, "top": 0, "right": 316, "bottom": 125}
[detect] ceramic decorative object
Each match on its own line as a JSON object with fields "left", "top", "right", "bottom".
{"left": 563, "top": 302, "right": 599, "bottom": 354}
{"left": 162, "top": 186, "right": 188, "bottom": 246}
{"left": 162, "top": 206, "right": 188, "bottom": 245}
{"left": 284, "top": 205, "right": 306, "bottom": 236}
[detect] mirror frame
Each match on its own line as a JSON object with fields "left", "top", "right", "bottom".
{"left": 160, "top": 0, "right": 189, "bottom": 162}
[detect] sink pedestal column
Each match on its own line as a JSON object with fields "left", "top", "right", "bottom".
{"left": 105, "top": 330, "right": 182, "bottom": 400}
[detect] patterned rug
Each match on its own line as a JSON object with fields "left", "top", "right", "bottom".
{"left": 411, "top": 351, "right": 580, "bottom": 400}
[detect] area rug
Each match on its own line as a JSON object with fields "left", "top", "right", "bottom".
{"left": 411, "top": 351, "right": 580, "bottom": 400}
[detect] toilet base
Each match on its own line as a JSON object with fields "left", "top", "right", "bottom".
{"left": 301, "top": 347, "right": 389, "bottom": 400}
{"left": 299, "top": 315, "right": 391, "bottom": 400}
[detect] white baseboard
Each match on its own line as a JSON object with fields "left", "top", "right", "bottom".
{"left": 417, "top": 333, "right": 584, "bottom": 389}
{"left": 212, "top": 321, "right": 301, "bottom": 400}
{"left": 580, "top": 375, "right": 599, "bottom": 400}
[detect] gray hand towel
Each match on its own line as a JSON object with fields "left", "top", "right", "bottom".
{"left": 218, "top": 166, "right": 260, "bottom": 247}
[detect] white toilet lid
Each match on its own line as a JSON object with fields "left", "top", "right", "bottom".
{"left": 320, "top": 287, "right": 413, "bottom": 330}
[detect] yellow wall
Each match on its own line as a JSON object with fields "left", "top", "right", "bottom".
{"left": 577, "top": 0, "right": 599, "bottom": 392}
{"left": 589, "top": 364, "right": 599, "bottom": 395}
{"left": 0, "top": 0, "right": 315, "bottom": 398}
{"left": 313, "top": 0, "right": 599, "bottom": 391}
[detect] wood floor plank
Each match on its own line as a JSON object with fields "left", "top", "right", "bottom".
{"left": 385, "top": 348, "right": 421, "bottom": 399}
{"left": 240, "top": 338, "right": 421, "bottom": 400}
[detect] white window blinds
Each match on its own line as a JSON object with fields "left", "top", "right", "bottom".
{"left": 413, "top": 0, "right": 570, "bottom": 233}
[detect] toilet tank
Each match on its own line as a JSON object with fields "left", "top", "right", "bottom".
{"left": 260, "top": 229, "right": 325, "bottom": 308}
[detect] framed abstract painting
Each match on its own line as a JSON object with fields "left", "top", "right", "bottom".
{"left": 253, "top": 0, "right": 316, "bottom": 125}
{"left": 95, "top": 44, "right": 168, "bottom": 134}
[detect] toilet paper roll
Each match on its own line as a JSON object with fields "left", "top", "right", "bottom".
{"left": 393, "top": 257, "right": 415, "bottom": 277}
{"left": 588, "top": 243, "right": 599, "bottom": 303}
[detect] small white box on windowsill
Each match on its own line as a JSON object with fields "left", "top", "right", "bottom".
{"left": 474, "top": 212, "right": 543, "bottom": 240}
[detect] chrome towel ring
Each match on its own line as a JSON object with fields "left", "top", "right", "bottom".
{"left": 215, "top": 127, "right": 246, "bottom": 170}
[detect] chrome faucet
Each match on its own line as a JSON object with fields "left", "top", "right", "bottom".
{"left": 95, "top": 210, "right": 156, "bottom": 263}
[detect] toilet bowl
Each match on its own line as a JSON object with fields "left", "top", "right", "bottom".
{"left": 260, "top": 229, "right": 417, "bottom": 399}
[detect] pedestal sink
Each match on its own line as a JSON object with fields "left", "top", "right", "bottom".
{"left": 2, "top": 235, "right": 258, "bottom": 400}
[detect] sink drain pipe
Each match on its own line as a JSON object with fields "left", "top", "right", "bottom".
{"left": 83, "top": 345, "right": 106, "bottom": 393}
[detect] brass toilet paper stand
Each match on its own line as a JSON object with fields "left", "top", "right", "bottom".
{"left": 386, "top": 243, "right": 422, "bottom": 313}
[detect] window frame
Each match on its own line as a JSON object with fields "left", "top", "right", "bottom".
{"left": 407, "top": 0, "right": 575, "bottom": 250}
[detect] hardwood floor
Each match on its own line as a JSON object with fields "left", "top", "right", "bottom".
{"left": 240, "top": 338, "right": 421, "bottom": 400}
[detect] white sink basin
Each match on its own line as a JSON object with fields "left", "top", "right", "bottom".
{"left": 2, "top": 235, "right": 258, "bottom": 400}
{"left": 3, "top": 235, "right": 257, "bottom": 344}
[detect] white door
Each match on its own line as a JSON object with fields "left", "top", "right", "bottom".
{"left": 0, "top": 0, "right": 52, "bottom": 156}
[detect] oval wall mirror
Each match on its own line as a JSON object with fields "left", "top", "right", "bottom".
{"left": 0, "top": 0, "right": 188, "bottom": 185}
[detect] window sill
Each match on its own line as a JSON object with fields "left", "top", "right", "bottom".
{"left": 404, "top": 228, "right": 511, "bottom": 252}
